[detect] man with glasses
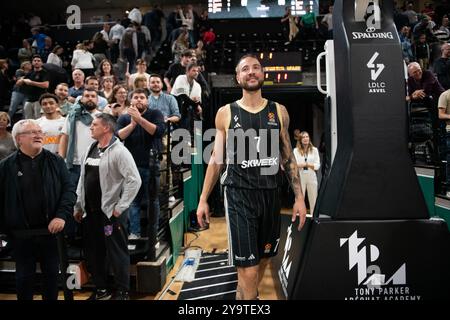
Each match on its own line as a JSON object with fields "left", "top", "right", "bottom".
{"left": 0, "top": 119, "right": 76, "bottom": 300}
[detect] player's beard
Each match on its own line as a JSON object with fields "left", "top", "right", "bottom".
{"left": 240, "top": 77, "right": 264, "bottom": 91}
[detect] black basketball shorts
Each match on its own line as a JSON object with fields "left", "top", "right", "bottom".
{"left": 224, "top": 186, "right": 281, "bottom": 267}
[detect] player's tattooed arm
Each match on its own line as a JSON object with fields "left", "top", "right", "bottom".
{"left": 279, "top": 104, "right": 307, "bottom": 230}
{"left": 279, "top": 104, "right": 303, "bottom": 199}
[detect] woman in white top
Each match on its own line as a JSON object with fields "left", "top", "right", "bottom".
{"left": 293, "top": 131, "right": 320, "bottom": 215}
{"left": 46, "top": 45, "right": 64, "bottom": 67}
{"left": 71, "top": 42, "right": 95, "bottom": 76}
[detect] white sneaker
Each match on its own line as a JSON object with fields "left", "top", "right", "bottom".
{"left": 154, "top": 241, "right": 160, "bottom": 249}
{"left": 446, "top": 192, "right": 450, "bottom": 198}
{"left": 169, "top": 196, "right": 176, "bottom": 203}
{"left": 128, "top": 233, "right": 140, "bottom": 240}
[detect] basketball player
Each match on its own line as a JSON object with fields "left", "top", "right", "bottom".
{"left": 196, "top": 54, "right": 307, "bottom": 300}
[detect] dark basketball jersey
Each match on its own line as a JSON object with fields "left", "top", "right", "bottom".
{"left": 221, "top": 100, "right": 281, "bottom": 189}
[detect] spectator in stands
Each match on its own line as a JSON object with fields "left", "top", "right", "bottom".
{"left": 68, "top": 69, "right": 85, "bottom": 103}
{"left": 149, "top": 74, "right": 180, "bottom": 125}
{"left": 413, "top": 33, "right": 431, "bottom": 70}
{"left": 91, "top": 32, "right": 109, "bottom": 66}
{"left": 281, "top": 7, "right": 293, "bottom": 43}
{"left": 107, "top": 84, "right": 129, "bottom": 110}
{"left": 128, "top": 7, "right": 142, "bottom": 25}
{"left": 399, "top": 26, "right": 414, "bottom": 64}
{"left": 166, "top": 6, "right": 183, "bottom": 39}
{"left": 171, "top": 62, "right": 203, "bottom": 115}
{"left": 202, "top": 27, "right": 216, "bottom": 46}
{"left": 131, "top": 75, "right": 150, "bottom": 98}
{"left": 0, "top": 119, "right": 76, "bottom": 300}
{"left": 17, "top": 55, "right": 49, "bottom": 119}
{"left": 74, "top": 76, "right": 108, "bottom": 111}
{"left": 120, "top": 24, "right": 138, "bottom": 74}
{"left": 103, "top": 85, "right": 129, "bottom": 118}
{"left": 71, "top": 42, "right": 95, "bottom": 77}
{"left": 435, "top": 1, "right": 450, "bottom": 27}
{"left": 148, "top": 74, "right": 180, "bottom": 200}
{"left": 74, "top": 113, "right": 141, "bottom": 301}
{"left": 103, "top": 102, "right": 127, "bottom": 120}
{"left": 164, "top": 49, "right": 194, "bottom": 93}
{"left": 394, "top": 3, "right": 410, "bottom": 31}
{"left": 100, "top": 23, "right": 110, "bottom": 42}
{"left": 40, "top": 37, "right": 53, "bottom": 62}
{"left": 197, "top": 9, "right": 211, "bottom": 36}
{"left": 136, "top": 24, "right": 151, "bottom": 61}
{"left": 294, "top": 131, "right": 320, "bottom": 214}
{"left": 59, "top": 88, "right": 101, "bottom": 187}
{"left": 281, "top": 7, "right": 299, "bottom": 44}
{"left": 407, "top": 62, "right": 444, "bottom": 102}
{"left": 194, "top": 40, "right": 207, "bottom": 66}
{"left": 36, "top": 93, "right": 65, "bottom": 154}
{"left": 8, "top": 61, "right": 32, "bottom": 121}
{"left": 46, "top": 45, "right": 64, "bottom": 68}
{"left": 117, "top": 88, "right": 165, "bottom": 242}
{"left": 96, "top": 59, "right": 118, "bottom": 85}
{"left": 143, "top": 5, "right": 164, "bottom": 51}
{"left": 438, "top": 88, "right": 450, "bottom": 197}
{"left": 169, "top": 24, "right": 189, "bottom": 47}
{"left": 190, "top": 55, "right": 210, "bottom": 97}
{"left": 0, "top": 59, "right": 12, "bottom": 112}
{"left": 321, "top": 5, "right": 333, "bottom": 40}
{"left": 172, "top": 31, "right": 190, "bottom": 63}
{"left": 30, "top": 27, "right": 47, "bottom": 56}
{"left": 299, "top": 5, "right": 318, "bottom": 40}
{"left": 404, "top": 2, "right": 419, "bottom": 27}
{"left": 436, "top": 15, "right": 450, "bottom": 43}
{"left": 100, "top": 76, "right": 115, "bottom": 100}
{"left": 179, "top": 5, "right": 196, "bottom": 48}
{"left": 422, "top": 2, "right": 435, "bottom": 21}
{"left": 17, "top": 39, "right": 33, "bottom": 64}
{"left": 413, "top": 15, "right": 437, "bottom": 42}
{"left": 434, "top": 43, "right": 450, "bottom": 90}
{"left": 0, "top": 112, "right": 16, "bottom": 160}
{"left": 127, "top": 59, "right": 150, "bottom": 90}
{"left": 27, "top": 13, "right": 42, "bottom": 27}
{"left": 109, "top": 19, "right": 125, "bottom": 64}
{"left": 54, "top": 82, "right": 73, "bottom": 116}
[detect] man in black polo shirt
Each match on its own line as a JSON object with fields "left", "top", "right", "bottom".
{"left": 16, "top": 55, "right": 49, "bottom": 119}
{"left": 117, "top": 88, "right": 165, "bottom": 252}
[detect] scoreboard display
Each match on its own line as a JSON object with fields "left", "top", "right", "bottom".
{"left": 258, "top": 52, "right": 303, "bottom": 85}
{"left": 208, "top": 0, "right": 319, "bottom": 19}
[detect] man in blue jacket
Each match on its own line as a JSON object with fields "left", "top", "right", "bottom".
{"left": 0, "top": 119, "right": 76, "bottom": 300}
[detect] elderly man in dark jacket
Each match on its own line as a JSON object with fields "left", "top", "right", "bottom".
{"left": 0, "top": 119, "right": 76, "bottom": 300}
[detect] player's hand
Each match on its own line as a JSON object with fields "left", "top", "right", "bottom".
{"left": 197, "top": 199, "right": 211, "bottom": 228}
{"left": 292, "top": 198, "right": 307, "bottom": 231}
